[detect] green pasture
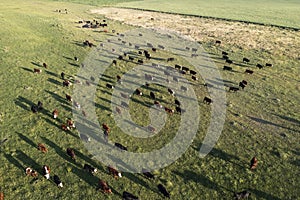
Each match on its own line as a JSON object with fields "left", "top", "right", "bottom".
{"left": 0, "top": 0, "right": 299, "bottom": 199}
{"left": 116, "top": 0, "right": 300, "bottom": 29}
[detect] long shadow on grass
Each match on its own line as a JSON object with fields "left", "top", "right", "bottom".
{"left": 73, "top": 149, "right": 105, "bottom": 173}
{"left": 15, "top": 150, "right": 42, "bottom": 174}
{"left": 40, "top": 136, "right": 80, "bottom": 167}
{"left": 48, "top": 77, "right": 61, "bottom": 86}
{"left": 16, "top": 132, "right": 36, "bottom": 149}
{"left": 21, "top": 67, "right": 34, "bottom": 73}
{"left": 272, "top": 113, "right": 300, "bottom": 126}
{"left": 15, "top": 96, "right": 35, "bottom": 110}
{"left": 174, "top": 170, "right": 233, "bottom": 193}
{"left": 250, "top": 188, "right": 281, "bottom": 200}
{"left": 45, "top": 90, "right": 67, "bottom": 105}
{"left": 31, "top": 62, "right": 42, "bottom": 68}
{"left": 248, "top": 116, "right": 300, "bottom": 133}
{"left": 45, "top": 70, "right": 58, "bottom": 77}
{"left": 4, "top": 153, "right": 24, "bottom": 172}
{"left": 71, "top": 166, "right": 99, "bottom": 188}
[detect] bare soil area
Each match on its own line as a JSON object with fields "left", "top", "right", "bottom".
{"left": 91, "top": 7, "right": 300, "bottom": 59}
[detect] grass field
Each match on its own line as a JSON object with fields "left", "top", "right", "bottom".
{"left": 116, "top": 0, "right": 300, "bottom": 29}
{"left": 0, "top": 0, "right": 300, "bottom": 199}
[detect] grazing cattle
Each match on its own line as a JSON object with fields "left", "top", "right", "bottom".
{"left": 66, "top": 148, "right": 76, "bottom": 160}
{"left": 138, "top": 59, "right": 144, "bottom": 64}
{"left": 85, "top": 80, "right": 90, "bottom": 86}
{"left": 118, "top": 55, "right": 123, "bottom": 60}
{"left": 116, "top": 107, "right": 121, "bottom": 114}
{"left": 115, "top": 142, "right": 128, "bottom": 151}
{"left": 223, "top": 55, "right": 229, "bottom": 60}
{"left": 250, "top": 157, "right": 258, "bottom": 170}
{"left": 106, "top": 83, "right": 114, "bottom": 89}
{"left": 223, "top": 66, "right": 233, "bottom": 71}
{"left": 222, "top": 51, "right": 228, "bottom": 56}
{"left": 226, "top": 59, "right": 233, "bottom": 64}
{"left": 37, "top": 101, "right": 43, "bottom": 110}
{"left": 181, "top": 85, "right": 188, "bottom": 91}
{"left": 120, "top": 92, "right": 130, "bottom": 99}
{"left": 34, "top": 68, "right": 42, "bottom": 73}
{"left": 215, "top": 40, "right": 221, "bottom": 45}
{"left": 43, "top": 63, "right": 47, "bottom": 68}
{"left": 99, "top": 180, "right": 112, "bottom": 194}
{"left": 154, "top": 101, "right": 163, "bottom": 109}
{"left": 38, "top": 143, "right": 48, "bottom": 153}
{"left": 121, "top": 101, "right": 129, "bottom": 108}
{"left": 61, "top": 124, "right": 69, "bottom": 131}
{"left": 176, "top": 106, "right": 182, "bottom": 114}
{"left": 158, "top": 45, "right": 165, "bottom": 49}
{"left": 80, "top": 133, "right": 91, "bottom": 142}
{"left": 0, "top": 192, "right": 3, "bottom": 200}
{"left": 167, "top": 57, "right": 175, "bottom": 62}
{"left": 245, "top": 69, "right": 254, "bottom": 74}
{"left": 123, "top": 191, "right": 139, "bottom": 200}
{"left": 84, "top": 164, "right": 97, "bottom": 174}
{"left": 229, "top": 87, "right": 239, "bottom": 92}
{"left": 63, "top": 80, "right": 71, "bottom": 87}
{"left": 168, "top": 88, "right": 175, "bottom": 96}
{"left": 66, "top": 94, "right": 72, "bottom": 102}
{"left": 112, "top": 60, "right": 117, "bottom": 65}
{"left": 108, "top": 166, "right": 122, "bottom": 179}
{"left": 256, "top": 63, "right": 263, "bottom": 69}
{"left": 243, "top": 58, "right": 250, "bottom": 63}
{"left": 138, "top": 51, "right": 143, "bottom": 55}
{"left": 74, "top": 57, "right": 79, "bottom": 61}
{"left": 31, "top": 105, "right": 38, "bottom": 113}
{"left": 102, "top": 123, "right": 110, "bottom": 133}
{"left": 117, "top": 75, "right": 121, "bottom": 83}
{"left": 239, "top": 82, "right": 246, "bottom": 89}
{"left": 203, "top": 97, "right": 212, "bottom": 104}
{"left": 61, "top": 72, "right": 65, "bottom": 79}
{"left": 145, "top": 74, "right": 153, "bottom": 81}
{"left": 158, "top": 184, "right": 170, "bottom": 198}
{"left": 266, "top": 63, "right": 272, "bottom": 67}
{"left": 190, "top": 70, "right": 197, "bottom": 75}
{"left": 182, "top": 66, "right": 189, "bottom": 71}
{"left": 175, "top": 64, "right": 181, "bottom": 70}
{"left": 67, "top": 119, "right": 75, "bottom": 129}
{"left": 74, "top": 101, "right": 81, "bottom": 109}
{"left": 25, "top": 167, "right": 38, "bottom": 177}
{"left": 147, "top": 126, "right": 156, "bottom": 132}
{"left": 82, "top": 110, "right": 87, "bottom": 117}
{"left": 135, "top": 89, "right": 142, "bottom": 96}
{"left": 150, "top": 91, "right": 155, "bottom": 99}
{"left": 165, "top": 107, "right": 174, "bottom": 114}
{"left": 54, "top": 175, "right": 63, "bottom": 188}
{"left": 142, "top": 168, "right": 155, "bottom": 179}
{"left": 145, "top": 53, "right": 151, "bottom": 60}
{"left": 241, "top": 80, "right": 248, "bottom": 85}
{"left": 128, "top": 56, "right": 134, "bottom": 61}
{"left": 234, "top": 191, "right": 251, "bottom": 200}
{"left": 175, "top": 99, "right": 181, "bottom": 106}
{"left": 192, "top": 76, "right": 198, "bottom": 81}
{"left": 152, "top": 47, "right": 157, "bottom": 52}
{"left": 43, "top": 165, "right": 50, "bottom": 179}
{"left": 192, "top": 48, "right": 198, "bottom": 52}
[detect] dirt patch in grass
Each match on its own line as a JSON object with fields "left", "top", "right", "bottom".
{"left": 91, "top": 7, "right": 300, "bottom": 59}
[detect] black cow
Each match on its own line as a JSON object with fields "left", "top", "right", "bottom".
{"left": 115, "top": 142, "right": 128, "bottom": 151}
{"left": 239, "top": 82, "right": 246, "bottom": 89}
{"left": 112, "top": 60, "right": 117, "bottom": 65}
{"left": 223, "top": 55, "right": 229, "bottom": 60}
{"left": 53, "top": 175, "right": 63, "bottom": 188}
{"left": 106, "top": 83, "right": 114, "bottom": 89}
{"left": 176, "top": 106, "right": 182, "bottom": 114}
{"left": 61, "top": 72, "right": 65, "bottom": 79}
{"left": 266, "top": 63, "right": 273, "bottom": 67}
{"left": 182, "top": 66, "right": 189, "bottom": 71}
{"left": 168, "top": 88, "right": 175, "bottom": 96}
{"left": 192, "top": 76, "right": 198, "bottom": 81}
{"left": 222, "top": 51, "right": 228, "bottom": 56}
{"left": 135, "top": 89, "right": 142, "bottom": 96}
{"left": 167, "top": 57, "right": 174, "bottom": 62}
{"left": 37, "top": 101, "right": 43, "bottom": 110}
{"left": 31, "top": 105, "right": 38, "bottom": 113}
{"left": 150, "top": 92, "right": 155, "bottom": 99}
{"left": 175, "top": 99, "right": 180, "bottom": 106}
{"left": 256, "top": 64, "right": 263, "bottom": 69}
{"left": 175, "top": 64, "right": 181, "bottom": 70}
{"left": 190, "top": 70, "right": 197, "bottom": 75}
{"left": 229, "top": 87, "right": 239, "bottom": 92}
{"left": 203, "top": 97, "right": 212, "bottom": 104}
{"left": 142, "top": 168, "right": 155, "bottom": 179}
{"left": 223, "top": 66, "right": 232, "bottom": 71}
{"left": 137, "top": 59, "right": 144, "bottom": 64}
{"left": 158, "top": 184, "right": 170, "bottom": 198}
{"left": 215, "top": 40, "right": 221, "bottom": 45}
{"left": 245, "top": 69, "right": 254, "bottom": 74}
{"left": 83, "top": 164, "right": 97, "bottom": 174}
{"left": 226, "top": 59, "right": 233, "bottom": 64}
{"left": 123, "top": 191, "right": 139, "bottom": 200}
{"left": 243, "top": 58, "right": 250, "bottom": 63}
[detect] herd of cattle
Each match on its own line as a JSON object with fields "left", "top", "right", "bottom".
{"left": 10, "top": 15, "right": 274, "bottom": 200}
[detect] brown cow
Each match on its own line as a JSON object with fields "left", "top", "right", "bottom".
{"left": 38, "top": 143, "right": 48, "bottom": 153}
{"left": 52, "top": 109, "right": 58, "bottom": 119}
{"left": 33, "top": 68, "right": 42, "bottom": 73}
{"left": 67, "top": 148, "right": 76, "bottom": 160}
{"left": 250, "top": 157, "right": 258, "bottom": 170}
{"left": 102, "top": 123, "right": 110, "bottom": 133}
{"left": 25, "top": 167, "right": 38, "bottom": 177}
{"left": 99, "top": 180, "right": 112, "bottom": 194}
{"left": 66, "top": 94, "right": 72, "bottom": 102}
{"left": 108, "top": 166, "right": 122, "bottom": 179}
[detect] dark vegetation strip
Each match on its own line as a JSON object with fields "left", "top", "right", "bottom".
{"left": 114, "top": 6, "right": 300, "bottom": 31}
